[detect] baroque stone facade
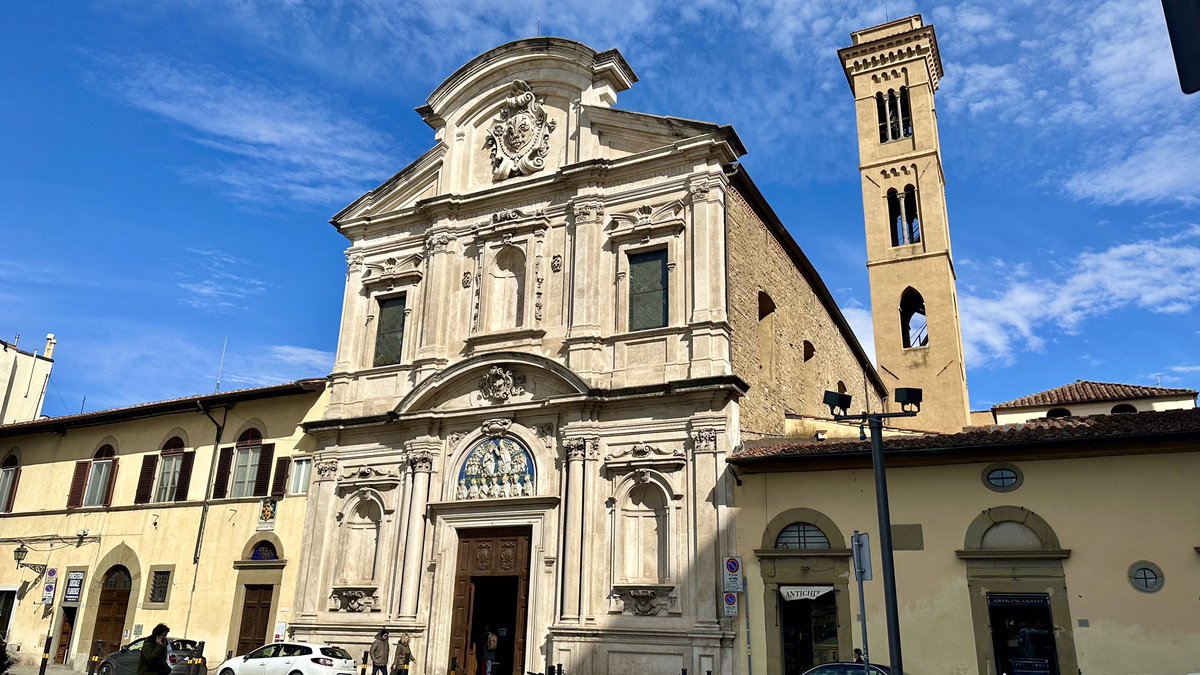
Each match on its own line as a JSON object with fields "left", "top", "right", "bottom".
{"left": 291, "top": 37, "right": 881, "bottom": 675}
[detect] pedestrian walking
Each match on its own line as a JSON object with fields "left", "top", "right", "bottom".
{"left": 391, "top": 635, "right": 413, "bottom": 675}
{"left": 853, "top": 648, "right": 865, "bottom": 664}
{"left": 370, "top": 630, "right": 390, "bottom": 675}
{"left": 138, "top": 624, "right": 172, "bottom": 675}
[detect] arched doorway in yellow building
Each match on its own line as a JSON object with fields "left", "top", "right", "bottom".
{"left": 93, "top": 567, "right": 132, "bottom": 655}
{"left": 958, "top": 506, "right": 1078, "bottom": 675}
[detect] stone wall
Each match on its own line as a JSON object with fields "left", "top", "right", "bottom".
{"left": 725, "top": 184, "right": 881, "bottom": 438}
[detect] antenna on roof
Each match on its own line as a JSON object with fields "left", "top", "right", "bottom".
{"left": 79, "top": 396, "right": 86, "bottom": 415}
{"left": 215, "top": 336, "right": 228, "bottom": 394}
{"left": 536, "top": 18, "right": 541, "bottom": 37}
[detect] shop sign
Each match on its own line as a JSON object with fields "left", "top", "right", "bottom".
{"left": 722, "top": 556, "right": 743, "bottom": 592}
{"left": 63, "top": 570, "right": 86, "bottom": 605}
{"left": 779, "top": 585, "right": 834, "bottom": 601}
{"left": 987, "top": 594, "right": 1049, "bottom": 607}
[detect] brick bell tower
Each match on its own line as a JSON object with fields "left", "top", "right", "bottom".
{"left": 838, "top": 16, "right": 971, "bottom": 433}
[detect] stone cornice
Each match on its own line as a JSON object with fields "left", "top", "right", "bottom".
{"left": 838, "top": 25, "right": 943, "bottom": 92}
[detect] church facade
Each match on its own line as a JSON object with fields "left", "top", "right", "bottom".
{"left": 289, "top": 38, "right": 882, "bottom": 675}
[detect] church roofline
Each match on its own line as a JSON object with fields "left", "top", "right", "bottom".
{"left": 419, "top": 37, "right": 637, "bottom": 129}
{"left": 725, "top": 164, "right": 888, "bottom": 400}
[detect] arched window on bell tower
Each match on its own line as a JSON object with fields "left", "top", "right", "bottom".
{"left": 900, "top": 288, "right": 929, "bottom": 348}
{"left": 876, "top": 87, "right": 914, "bottom": 143}
{"left": 886, "top": 185, "right": 921, "bottom": 247}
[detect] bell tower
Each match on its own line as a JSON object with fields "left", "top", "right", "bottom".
{"left": 839, "top": 16, "right": 970, "bottom": 433}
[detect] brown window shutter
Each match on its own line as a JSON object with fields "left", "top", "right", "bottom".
{"left": 270, "top": 456, "right": 291, "bottom": 498}
{"left": 67, "top": 461, "right": 89, "bottom": 508}
{"left": 174, "top": 451, "right": 196, "bottom": 502}
{"left": 212, "top": 447, "right": 234, "bottom": 499}
{"left": 102, "top": 457, "right": 119, "bottom": 507}
{"left": 3, "top": 467, "right": 19, "bottom": 512}
{"left": 134, "top": 456, "right": 158, "bottom": 505}
{"left": 253, "top": 444, "right": 275, "bottom": 497}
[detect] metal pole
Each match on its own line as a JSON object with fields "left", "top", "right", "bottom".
{"left": 854, "top": 532, "right": 870, "bottom": 675}
{"left": 868, "top": 416, "right": 903, "bottom": 674}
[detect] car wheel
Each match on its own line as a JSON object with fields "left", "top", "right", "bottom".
{"left": 98, "top": 665, "right": 113, "bottom": 675}
{"left": 289, "top": 670, "right": 304, "bottom": 675}
{"left": 220, "top": 669, "right": 236, "bottom": 675}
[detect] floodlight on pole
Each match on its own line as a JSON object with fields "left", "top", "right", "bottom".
{"left": 821, "top": 387, "right": 923, "bottom": 675}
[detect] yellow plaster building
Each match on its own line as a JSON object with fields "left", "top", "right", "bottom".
{"left": 0, "top": 380, "right": 326, "bottom": 669}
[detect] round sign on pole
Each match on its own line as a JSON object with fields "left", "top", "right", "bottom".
{"left": 726, "top": 558, "right": 740, "bottom": 574}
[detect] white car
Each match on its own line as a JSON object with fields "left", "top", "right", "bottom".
{"left": 216, "top": 642, "right": 357, "bottom": 675}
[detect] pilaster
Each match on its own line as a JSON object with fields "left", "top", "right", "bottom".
{"left": 564, "top": 197, "right": 605, "bottom": 380}
{"left": 414, "top": 230, "right": 457, "bottom": 379}
{"left": 399, "top": 444, "right": 436, "bottom": 617}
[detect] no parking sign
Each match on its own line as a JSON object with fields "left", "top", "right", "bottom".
{"left": 722, "top": 592, "right": 738, "bottom": 617}
{"left": 722, "top": 556, "right": 743, "bottom": 592}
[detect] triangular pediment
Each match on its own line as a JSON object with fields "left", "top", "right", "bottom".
{"left": 332, "top": 143, "right": 446, "bottom": 224}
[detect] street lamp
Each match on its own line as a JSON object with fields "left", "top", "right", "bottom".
{"left": 13, "top": 543, "right": 47, "bottom": 575}
{"left": 823, "top": 387, "right": 921, "bottom": 675}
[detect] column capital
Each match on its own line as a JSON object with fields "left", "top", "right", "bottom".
{"left": 563, "top": 436, "right": 598, "bottom": 461}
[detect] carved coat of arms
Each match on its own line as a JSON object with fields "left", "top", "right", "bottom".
{"left": 485, "top": 80, "right": 557, "bottom": 181}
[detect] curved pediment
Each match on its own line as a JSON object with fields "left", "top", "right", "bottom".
{"left": 395, "top": 352, "right": 589, "bottom": 414}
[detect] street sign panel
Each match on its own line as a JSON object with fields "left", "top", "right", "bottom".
{"left": 41, "top": 569, "right": 58, "bottom": 605}
{"left": 63, "top": 570, "right": 86, "bottom": 605}
{"left": 722, "top": 592, "right": 738, "bottom": 617}
{"left": 723, "top": 556, "right": 743, "bottom": 592}
{"left": 852, "top": 532, "right": 873, "bottom": 582}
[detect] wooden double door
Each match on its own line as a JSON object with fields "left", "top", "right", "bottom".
{"left": 236, "top": 585, "right": 276, "bottom": 656}
{"left": 448, "top": 527, "right": 531, "bottom": 675}
{"left": 93, "top": 566, "right": 132, "bottom": 655}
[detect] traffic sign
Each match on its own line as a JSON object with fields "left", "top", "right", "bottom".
{"left": 722, "top": 592, "right": 738, "bottom": 617}
{"left": 852, "top": 532, "right": 873, "bottom": 582}
{"left": 723, "top": 556, "right": 743, "bottom": 592}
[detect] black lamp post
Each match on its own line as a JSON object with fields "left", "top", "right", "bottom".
{"left": 823, "top": 387, "right": 922, "bottom": 675}
{"left": 13, "top": 543, "right": 47, "bottom": 575}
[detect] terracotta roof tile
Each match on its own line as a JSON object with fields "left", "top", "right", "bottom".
{"left": 993, "top": 380, "right": 1195, "bottom": 409}
{"left": 730, "top": 407, "right": 1200, "bottom": 463}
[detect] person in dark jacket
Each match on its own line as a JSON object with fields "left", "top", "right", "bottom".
{"left": 138, "top": 624, "right": 172, "bottom": 675}
{"left": 390, "top": 635, "right": 413, "bottom": 675}
{"left": 370, "top": 630, "right": 390, "bottom": 675}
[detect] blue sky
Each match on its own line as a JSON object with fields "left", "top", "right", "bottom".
{"left": 2, "top": 0, "right": 1198, "bottom": 418}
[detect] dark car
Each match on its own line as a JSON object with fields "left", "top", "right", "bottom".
{"left": 98, "top": 637, "right": 206, "bottom": 675}
{"left": 800, "top": 664, "right": 891, "bottom": 675}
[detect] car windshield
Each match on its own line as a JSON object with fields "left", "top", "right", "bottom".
{"left": 320, "top": 647, "right": 353, "bottom": 660}
{"left": 169, "top": 640, "right": 198, "bottom": 651}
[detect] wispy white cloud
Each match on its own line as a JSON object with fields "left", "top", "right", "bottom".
{"left": 174, "top": 247, "right": 268, "bottom": 311}
{"left": 1064, "top": 125, "right": 1200, "bottom": 204}
{"left": 93, "top": 53, "right": 396, "bottom": 206}
{"left": 961, "top": 225, "right": 1200, "bottom": 365}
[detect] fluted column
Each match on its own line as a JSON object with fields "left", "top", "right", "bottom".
{"left": 560, "top": 437, "right": 591, "bottom": 622}
{"left": 399, "top": 449, "right": 434, "bottom": 617}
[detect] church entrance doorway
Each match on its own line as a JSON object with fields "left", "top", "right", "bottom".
{"left": 987, "top": 594, "right": 1059, "bottom": 675}
{"left": 447, "top": 527, "right": 530, "bottom": 675}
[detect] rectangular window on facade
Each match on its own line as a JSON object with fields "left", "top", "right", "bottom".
{"left": 289, "top": 458, "right": 312, "bottom": 495}
{"left": 82, "top": 460, "right": 112, "bottom": 507}
{"left": 154, "top": 454, "right": 182, "bottom": 503}
{"left": 230, "top": 447, "right": 260, "bottom": 499}
{"left": 373, "top": 295, "right": 406, "bottom": 367}
{"left": 149, "top": 570, "right": 171, "bottom": 603}
{"left": 628, "top": 249, "right": 669, "bottom": 331}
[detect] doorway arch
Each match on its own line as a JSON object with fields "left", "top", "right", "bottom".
{"left": 93, "top": 566, "right": 132, "bottom": 654}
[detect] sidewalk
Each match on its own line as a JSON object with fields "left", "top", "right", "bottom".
{"left": 9, "top": 666, "right": 85, "bottom": 675}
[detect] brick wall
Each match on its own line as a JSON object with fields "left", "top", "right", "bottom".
{"left": 726, "top": 185, "right": 882, "bottom": 438}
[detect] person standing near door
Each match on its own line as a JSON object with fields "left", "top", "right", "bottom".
{"left": 474, "top": 626, "right": 497, "bottom": 675}
{"left": 371, "top": 630, "right": 390, "bottom": 675}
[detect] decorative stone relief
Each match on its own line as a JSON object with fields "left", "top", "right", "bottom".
{"left": 572, "top": 198, "right": 604, "bottom": 224}
{"left": 409, "top": 451, "right": 435, "bottom": 472}
{"left": 476, "top": 542, "right": 492, "bottom": 570}
{"left": 330, "top": 587, "right": 378, "bottom": 612}
{"left": 315, "top": 460, "right": 339, "bottom": 481}
{"left": 346, "top": 252, "right": 365, "bottom": 273}
{"left": 462, "top": 272, "right": 472, "bottom": 288}
{"left": 448, "top": 432, "right": 464, "bottom": 445}
{"left": 481, "top": 418, "right": 513, "bottom": 438}
{"left": 608, "top": 200, "right": 686, "bottom": 241}
{"left": 550, "top": 254, "right": 563, "bottom": 272}
{"left": 563, "top": 437, "right": 598, "bottom": 461}
{"left": 425, "top": 232, "right": 454, "bottom": 254}
{"left": 485, "top": 80, "right": 557, "bottom": 181}
{"left": 479, "top": 366, "right": 527, "bottom": 403}
{"left": 499, "top": 540, "right": 517, "bottom": 571}
{"left": 455, "top": 437, "right": 535, "bottom": 500}
{"left": 689, "top": 428, "right": 718, "bottom": 451}
{"left": 611, "top": 585, "right": 675, "bottom": 616}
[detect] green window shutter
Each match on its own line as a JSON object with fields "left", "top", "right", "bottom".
{"left": 373, "top": 295, "right": 407, "bottom": 367}
{"left": 628, "top": 250, "right": 668, "bottom": 331}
